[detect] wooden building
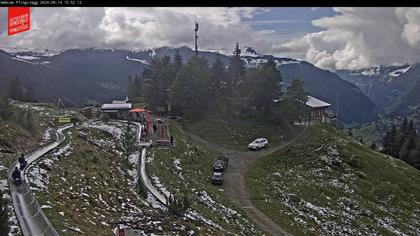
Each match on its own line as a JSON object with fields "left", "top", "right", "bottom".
{"left": 82, "top": 106, "right": 99, "bottom": 119}
{"left": 306, "top": 96, "right": 331, "bottom": 120}
{"left": 100, "top": 103, "right": 132, "bottom": 119}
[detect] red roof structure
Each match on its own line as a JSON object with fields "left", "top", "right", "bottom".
{"left": 129, "top": 108, "right": 145, "bottom": 113}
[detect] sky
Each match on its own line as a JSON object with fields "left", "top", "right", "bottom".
{"left": 1, "top": 7, "right": 420, "bottom": 71}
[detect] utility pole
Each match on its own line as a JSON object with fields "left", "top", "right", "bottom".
{"left": 194, "top": 21, "right": 199, "bottom": 56}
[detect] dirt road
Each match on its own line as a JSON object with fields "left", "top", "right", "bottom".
{"left": 173, "top": 121, "right": 307, "bottom": 236}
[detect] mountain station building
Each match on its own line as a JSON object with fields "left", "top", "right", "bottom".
{"left": 100, "top": 103, "right": 132, "bottom": 119}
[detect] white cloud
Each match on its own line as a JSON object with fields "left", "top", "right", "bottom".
{"left": 0, "top": 7, "right": 272, "bottom": 53}
{"left": 275, "top": 7, "right": 420, "bottom": 70}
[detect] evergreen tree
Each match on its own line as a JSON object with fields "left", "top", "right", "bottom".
{"left": 370, "top": 141, "right": 377, "bottom": 150}
{"left": 24, "top": 82, "right": 35, "bottom": 102}
{"left": 400, "top": 118, "right": 409, "bottom": 138}
{"left": 173, "top": 49, "right": 183, "bottom": 75}
{"left": 23, "top": 111, "right": 38, "bottom": 135}
{"left": 407, "top": 144, "right": 420, "bottom": 170}
{"left": 359, "top": 138, "right": 364, "bottom": 145}
{"left": 127, "top": 75, "right": 134, "bottom": 98}
{"left": 121, "top": 119, "right": 137, "bottom": 160}
{"left": 9, "top": 76, "right": 24, "bottom": 101}
{"left": 287, "top": 79, "right": 308, "bottom": 103}
{"left": 242, "top": 59, "right": 283, "bottom": 116}
{"left": 285, "top": 79, "right": 309, "bottom": 121}
{"left": 211, "top": 58, "right": 227, "bottom": 95}
{"left": 398, "top": 118, "right": 410, "bottom": 148}
{"left": 348, "top": 128, "right": 353, "bottom": 137}
{"left": 382, "top": 125, "right": 400, "bottom": 157}
{"left": 0, "top": 90, "right": 12, "bottom": 120}
{"left": 227, "top": 42, "right": 246, "bottom": 91}
{"left": 170, "top": 56, "right": 212, "bottom": 120}
{"left": 408, "top": 120, "right": 417, "bottom": 137}
{"left": 210, "top": 58, "right": 228, "bottom": 113}
{"left": 0, "top": 191, "right": 9, "bottom": 236}
{"left": 400, "top": 134, "right": 415, "bottom": 161}
{"left": 143, "top": 56, "right": 175, "bottom": 112}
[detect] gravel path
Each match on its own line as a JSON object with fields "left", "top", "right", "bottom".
{"left": 173, "top": 121, "right": 307, "bottom": 236}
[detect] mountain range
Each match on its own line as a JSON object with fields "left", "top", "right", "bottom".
{"left": 0, "top": 46, "right": 378, "bottom": 123}
{"left": 337, "top": 64, "right": 420, "bottom": 117}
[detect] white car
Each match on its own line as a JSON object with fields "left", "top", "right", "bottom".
{"left": 248, "top": 138, "right": 268, "bottom": 150}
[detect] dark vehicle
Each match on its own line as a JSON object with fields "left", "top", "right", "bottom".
{"left": 211, "top": 171, "right": 223, "bottom": 185}
{"left": 12, "top": 167, "right": 22, "bottom": 185}
{"left": 217, "top": 155, "right": 229, "bottom": 168}
{"left": 213, "top": 160, "right": 225, "bottom": 172}
{"left": 18, "top": 154, "right": 28, "bottom": 170}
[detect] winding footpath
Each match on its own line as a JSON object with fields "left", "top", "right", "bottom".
{"left": 7, "top": 124, "right": 74, "bottom": 236}
{"left": 173, "top": 121, "right": 307, "bottom": 236}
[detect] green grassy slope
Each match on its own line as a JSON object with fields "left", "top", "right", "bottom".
{"left": 247, "top": 124, "right": 420, "bottom": 235}
{"left": 147, "top": 125, "right": 262, "bottom": 235}
{"left": 186, "top": 115, "right": 297, "bottom": 151}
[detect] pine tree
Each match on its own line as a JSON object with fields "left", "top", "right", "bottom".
{"left": 287, "top": 79, "right": 307, "bottom": 103}
{"left": 9, "top": 76, "right": 24, "bottom": 101}
{"left": 121, "top": 119, "right": 137, "bottom": 160}
{"left": 370, "top": 141, "right": 377, "bottom": 150}
{"left": 408, "top": 120, "right": 417, "bottom": 137}
{"left": 0, "top": 90, "right": 12, "bottom": 121}
{"left": 24, "top": 83, "right": 35, "bottom": 102}
{"left": 398, "top": 118, "right": 410, "bottom": 148}
{"left": 286, "top": 79, "right": 308, "bottom": 121}
{"left": 407, "top": 144, "right": 420, "bottom": 170}
{"left": 173, "top": 49, "right": 183, "bottom": 75}
{"left": 0, "top": 191, "right": 9, "bottom": 236}
{"left": 211, "top": 58, "right": 227, "bottom": 94}
{"left": 170, "top": 56, "right": 212, "bottom": 120}
{"left": 382, "top": 125, "right": 400, "bottom": 157}
{"left": 400, "top": 134, "right": 415, "bottom": 161}
{"left": 400, "top": 118, "right": 409, "bottom": 137}
{"left": 210, "top": 58, "right": 228, "bottom": 113}
{"left": 227, "top": 42, "right": 246, "bottom": 90}
{"left": 239, "top": 59, "right": 283, "bottom": 118}
{"left": 127, "top": 75, "right": 134, "bottom": 98}
{"left": 143, "top": 56, "right": 175, "bottom": 112}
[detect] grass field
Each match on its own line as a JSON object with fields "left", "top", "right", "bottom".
{"left": 186, "top": 114, "right": 297, "bottom": 151}
{"left": 147, "top": 125, "right": 262, "bottom": 235}
{"left": 247, "top": 124, "right": 420, "bottom": 235}
{"left": 32, "top": 127, "right": 146, "bottom": 235}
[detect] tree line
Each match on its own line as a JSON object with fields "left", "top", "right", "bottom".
{"left": 128, "top": 44, "right": 308, "bottom": 125}
{"left": 6, "top": 76, "right": 36, "bottom": 103}
{"left": 380, "top": 118, "right": 419, "bottom": 169}
{"left": 0, "top": 78, "right": 39, "bottom": 134}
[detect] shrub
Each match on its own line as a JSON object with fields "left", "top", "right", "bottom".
{"left": 137, "top": 182, "right": 148, "bottom": 199}
{"left": 345, "top": 156, "right": 363, "bottom": 168}
{"left": 167, "top": 194, "right": 191, "bottom": 216}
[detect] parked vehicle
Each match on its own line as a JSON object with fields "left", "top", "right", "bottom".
{"left": 211, "top": 171, "right": 224, "bottom": 185}
{"left": 248, "top": 138, "right": 268, "bottom": 150}
{"left": 213, "top": 160, "right": 225, "bottom": 172}
{"left": 217, "top": 155, "right": 229, "bottom": 168}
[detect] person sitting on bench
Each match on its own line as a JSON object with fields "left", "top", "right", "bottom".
{"left": 18, "top": 154, "right": 27, "bottom": 170}
{"left": 12, "top": 167, "right": 22, "bottom": 185}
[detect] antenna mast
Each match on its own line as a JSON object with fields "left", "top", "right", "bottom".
{"left": 194, "top": 21, "right": 199, "bottom": 56}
